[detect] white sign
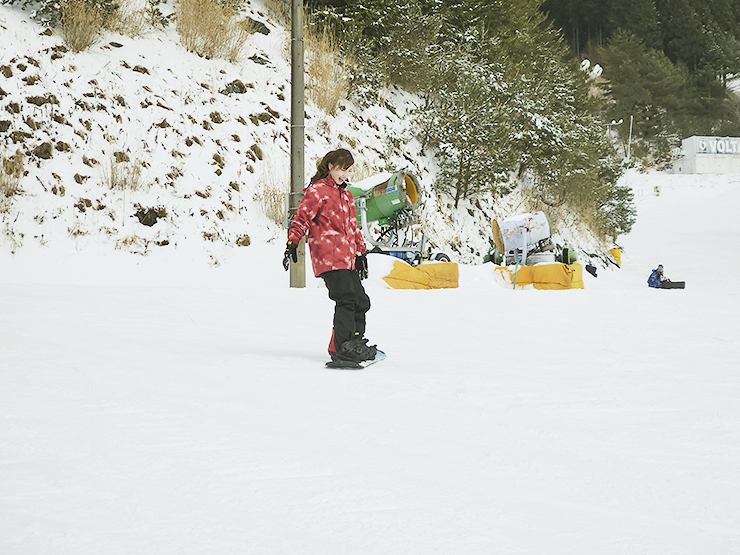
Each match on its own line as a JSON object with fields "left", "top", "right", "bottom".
{"left": 696, "top": 137, "right": 740, "bottom": 156}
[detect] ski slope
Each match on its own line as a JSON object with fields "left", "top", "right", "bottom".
{"left": 2, "top": 172, "right": 739, "bottom": 555}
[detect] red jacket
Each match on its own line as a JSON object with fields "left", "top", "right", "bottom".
{"left": 287, "top": 175, "right": 366, "bottom": 277}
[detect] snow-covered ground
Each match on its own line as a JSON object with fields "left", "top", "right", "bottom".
{"left": 3, "top": 3, "right": 740, "bottom": 554}
{"left": 2, "top": 170, "right": 740, "bottom": 554}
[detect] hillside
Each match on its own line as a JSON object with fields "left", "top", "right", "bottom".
{"left": 0, "top": 3, "right": 610, "bottom": 268}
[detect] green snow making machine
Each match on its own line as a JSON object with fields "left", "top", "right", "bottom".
{"left": 346, "top": 171, "right": 449, "bottom": 264}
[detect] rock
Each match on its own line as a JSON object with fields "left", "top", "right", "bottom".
{"left": 133, "top": 205, "right": 166, "bottom": 227}
{"left": 33, "top": 142, "right": 54, "bottom": 159}
{"left": 246, "top": 18, "right": 270, "bottom": 35}
{"left": 220, "top": 80, "right": 251, "bottom": 95}
{"left": 250, "top": 144, "right": 264, "bottom": 161}
{"left": 26, "top": 94, "right": 59, "bottom": 106}
{"left": 249, "top": 54, "right": 269, "bottom": 66}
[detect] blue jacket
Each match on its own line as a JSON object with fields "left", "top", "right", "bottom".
{"left": 647, "top": 269, "right": 663, "bottom": 288}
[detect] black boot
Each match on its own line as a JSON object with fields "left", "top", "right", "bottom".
{"left": 333, "top": 337, "right": 377, "bottom": 363}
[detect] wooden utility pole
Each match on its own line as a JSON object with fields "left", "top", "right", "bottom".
{"left": 289, "top": 0, "right": 306, "bottom": 288}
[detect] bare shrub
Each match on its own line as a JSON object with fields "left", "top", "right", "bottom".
{"left": 0, "top": 150, "right": 24, "bottom": 213}
{"left": 177, "top": 0, "right": 252, "bottom": 62}
{"left": 60, "top": 0, "right": 106, "bottom": 52}
{"left": 305, "top": 25, "right": 350, "bottom": 115}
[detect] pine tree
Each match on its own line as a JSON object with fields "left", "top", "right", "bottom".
{"left": 414, "top": 49, "right": 515, "bottom": 207}
{"left": 604, "top": 30, "right": 703, "bottom": 157}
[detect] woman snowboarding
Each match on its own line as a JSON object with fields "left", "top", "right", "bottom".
{"left": 283, "top": 148, "right": 382, "bottom": 366}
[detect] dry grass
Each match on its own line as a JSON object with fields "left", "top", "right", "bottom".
{"left": 115, "top": 234, "right": 148, "bottom": 253}
{"left": 60, "top": 0, "right": 105, "bottom": 52}
{"left": 102, "top": 152, "right": 146, "bottom": 224}
{"left": 256, "top": 182, "right": 288, "bottom": 226}
{"left": 305, "top": 25, "right": 350, "bottom": 115}
{"left": 176, "top": 0, "right": 253, "bottom": 62}
{"left": 254, "top": 151, "right": 289, "bottom": 226}
{"left": 347, "top": 158, "right": 377, "bottom": 183}
{"left": 265, "top": 0, "right": 290, "bottom": 25}
{"left": 113, "top": 0, "right": 149, "bottom": 37}
{"left": 0, "top": 150, "right": 24, "bottom": 213}
{"left": 103, "top": 154, "right": 145, "bottom": 192}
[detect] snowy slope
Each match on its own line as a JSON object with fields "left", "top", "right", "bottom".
{"left": 2, "top": 5, "right": 740, "bottom": 555}
{"left": 2, "top": 171, "right": 740, "bottom": 555}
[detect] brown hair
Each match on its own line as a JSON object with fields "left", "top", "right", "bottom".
{"left": 310, "top": 148, "right": 354, "bottom": 183}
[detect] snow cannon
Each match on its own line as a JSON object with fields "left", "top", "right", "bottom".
{"left": 346, "top": 171, "right": 420, "bottom": 225}
{"left": 346, "top": 171, "right": 449, "bottom": 265}
{"left": 491, "top": 211, "right": 556, "bottom": 266}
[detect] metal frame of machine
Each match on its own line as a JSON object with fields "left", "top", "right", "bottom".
{"left": 489, "top": 211, "right": 575, "bottom": 266}
{"left": 349, "top": 172, "right": 450, "bottom": 265}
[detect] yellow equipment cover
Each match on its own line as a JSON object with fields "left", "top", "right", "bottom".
{"left": 609, "top": 248, "right": 621, "bottom": 267}
{"left": 383, "top": 260, "right": 459, "bottom": 290}
{"left": 496, "top": 263, "right": 584, "bottom": 290}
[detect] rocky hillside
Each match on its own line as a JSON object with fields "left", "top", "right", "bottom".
{"left": 0, "top": 4, "right": 610, "bottom": 267}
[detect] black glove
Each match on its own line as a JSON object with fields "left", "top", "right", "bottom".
{"left": 355, "top": 253, "right": 368, "bottom": 280}
{"left": 283, "top": 241, "right": 297, "bottom": 271}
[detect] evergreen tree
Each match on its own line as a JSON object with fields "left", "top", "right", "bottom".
{"left": 312, "top": 0, "right": 635, "bottom": 235}
{"left": 608, "top": 0, "right": 660, "bottom": 49}
{"left": 414, "top": 41, "right": 516, "bottom": 207}
{"left": 308, "top": 0, "right": 442, "bottom": 96}
{"left": 604, "top": 30, "right": 702, "bottom": 157}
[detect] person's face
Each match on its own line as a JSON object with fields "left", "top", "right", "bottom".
{"left": 328, "top": 163, "right": 351, "bottom": 185}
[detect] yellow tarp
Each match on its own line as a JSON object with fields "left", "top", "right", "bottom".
{"left": 383, "top": 260, "right": 459, "bottom": 290}
{"left": 495, "top": 263, "right": 584, "bottom": 290}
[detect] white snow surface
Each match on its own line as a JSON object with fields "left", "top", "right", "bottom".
{"left": 2, "top": 5, "right": 740, "bottom": 555}
{"left": 3, "top": 176, "right": 740, "bottom": 555}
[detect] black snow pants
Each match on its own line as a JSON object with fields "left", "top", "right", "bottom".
{"left": 320, "top": 269, "right": 371, "bottom": 350}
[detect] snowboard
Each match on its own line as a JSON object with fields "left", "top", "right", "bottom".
{"left": 661, "top": 281, "right": 686, "bottom": 289}
{"left": 326, "top": 350, "right": 386, "bottom": 369}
